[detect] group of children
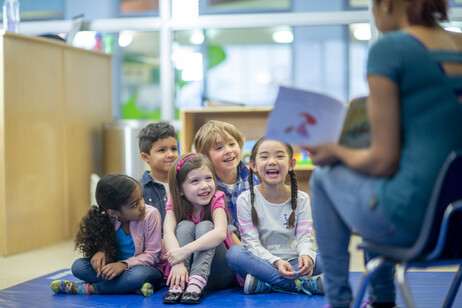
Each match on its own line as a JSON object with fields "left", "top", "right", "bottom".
{"left": 50, "top": 120, "right": 324, "bottom": 304}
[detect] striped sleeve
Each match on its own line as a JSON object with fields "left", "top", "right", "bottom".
{"left": 295, "top": 192, "right": 317, "bottom": 264}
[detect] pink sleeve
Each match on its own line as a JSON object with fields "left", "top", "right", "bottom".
{"left": 210, "top": 191, "right": 226, "bottom": 213}
{"left": 165, "top": 194, "right": 172, "bottom": 211}
{"left": 210, "top": 191, "right": 233, "bottom": 249}
{"left": 124, "top": 207, "right": 163, "bottom": 269}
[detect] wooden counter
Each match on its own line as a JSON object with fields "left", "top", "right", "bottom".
{"left": 0, "top": 33, "right": 112, "bottom": 255}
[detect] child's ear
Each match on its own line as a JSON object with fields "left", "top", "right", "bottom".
{"left": 141, "top": 152, "right": 150, "bottom": 163}
{"left": 106, "top": 209, "right": 119, "bottom": 220}
{"left": 249, "top": 160, "right": 257, "bottom": 173}
{"left": 289, "top": 157, "right": 297, "bottom": 171}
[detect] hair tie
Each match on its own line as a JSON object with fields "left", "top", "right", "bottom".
{"left": 176, "top": 154, "right": 201, "bottom": 171}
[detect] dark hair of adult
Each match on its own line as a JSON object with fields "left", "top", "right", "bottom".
{"left": 138, "top": 122, "right": 177, "bottom": 154}
{"left": 248, "top": 138, "right": 298, "bottom": 228}
{"left": 375, "top": 0, "right": 448, "bottom": 27}
{"left": 74, "top": 174, "right": 140, "bottom": 261}
{"left": 168, "top": 153, "right": 216, "bottom": 224}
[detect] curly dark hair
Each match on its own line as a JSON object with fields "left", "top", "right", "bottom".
{"left": 74, "top": 174, "right": 140, "bottom": 261}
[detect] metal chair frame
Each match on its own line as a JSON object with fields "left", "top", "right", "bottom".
{"left": 353, "top": 150, "right": 462, "bottom": 308}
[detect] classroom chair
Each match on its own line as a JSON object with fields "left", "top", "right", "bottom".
{"left": 352, "top": 150, "right": 462, "bottom": 308}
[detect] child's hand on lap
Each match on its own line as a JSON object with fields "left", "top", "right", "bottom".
{"left": 90, "top": 251, "right": 106, "bottom": 277}
{"left": 100, "top": 262, "right": 128, "bottom": 280}
{"left": 274, "top": 259, "right": 296, "bottom": 279}
{"left": 297, "top": 255, "right": 314, "bottom": 277}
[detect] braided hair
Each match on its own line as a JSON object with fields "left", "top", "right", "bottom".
{"left": 248, "top": 138, "right": 298, "bottom": 228}
{"left": 74, "top": 174, "right": 140, "bottom": 261}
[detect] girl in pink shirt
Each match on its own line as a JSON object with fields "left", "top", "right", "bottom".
{"left": 50, "top": 174, "right": 166, "bottom": 296}
{"left": 162, "top": 153, "right": 235, "bottom": 305}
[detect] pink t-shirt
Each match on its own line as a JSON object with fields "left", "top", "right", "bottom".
{"left": 165, "top": 190, "right": 232, "bottom": 248}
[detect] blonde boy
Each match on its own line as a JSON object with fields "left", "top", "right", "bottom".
{"left": 194, "top": 120, "right": 259, "bottom": 244}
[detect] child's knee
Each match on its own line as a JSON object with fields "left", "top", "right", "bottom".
{"left": 195, "top": 220, "right": 213, "bottom": 236}
{"left": 175, "top": 220, "right": 195, "bottom": 235}
{"left": 226, "top": 245, "right": 244, "bottom": 264}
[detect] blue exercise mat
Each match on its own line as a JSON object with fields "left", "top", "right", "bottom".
{"left": 0, "top": 270, "right": 460, "bottom": 307}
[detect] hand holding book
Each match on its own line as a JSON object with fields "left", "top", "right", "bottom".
{"left": 265, "top": 86, "right": 370, "bottom": 148}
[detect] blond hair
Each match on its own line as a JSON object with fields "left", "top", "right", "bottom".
{"left": 194, "top": 120, "right": 244, "bottom": 159}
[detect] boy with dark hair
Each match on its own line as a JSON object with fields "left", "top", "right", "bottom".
{"left": 138, "top": 122, "right": 179, "bottom": 227}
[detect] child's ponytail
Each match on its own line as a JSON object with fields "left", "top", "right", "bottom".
{"left": 74, "top": 174, "right": 140, "bottom": 262}
{"left": 74, "top": 205, "right": 118, "bottom": 262}
{"left": 248, "top": 168, "right": 259, "bottom": 227}
{"left": 287, "top": 169, "right": 298, "bottom": 229}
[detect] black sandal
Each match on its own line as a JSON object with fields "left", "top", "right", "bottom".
{"left": 179, "top": 282, "right": 204, "bottom": 305}
{"left": 162, "top": 290, "right": 183, "bottom": 304}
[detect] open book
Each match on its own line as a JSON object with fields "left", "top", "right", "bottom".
{"left": 265, "top": 86, "right": 370, "bottom": 148}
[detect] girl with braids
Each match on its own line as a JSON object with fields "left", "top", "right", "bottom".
{"left": 162, "top": 153, "right": 235, "bottom": 305}
{"left": 50, "top": 174, "right": 166, "bottom": 296}
{"left": 226, "top": 138, "right": 324, "bottom": 296}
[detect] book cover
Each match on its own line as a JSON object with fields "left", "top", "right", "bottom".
{"left": 265, "top": 86, "right": 369, "bottom": 147}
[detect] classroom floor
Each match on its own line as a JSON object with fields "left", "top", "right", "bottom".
{"left": 1, "top": 236, "right": 459, "bottom": 308}
{"left": 0, "top": 235, "right": 365, "bottom": 290}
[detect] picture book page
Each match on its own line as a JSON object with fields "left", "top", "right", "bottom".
{"left": 338, "top": 96, "right": 370, "bottom": 148}
{"left": 265, "top": 86, "right": 347, "bottom": 146}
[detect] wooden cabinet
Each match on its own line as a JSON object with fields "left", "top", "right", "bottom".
{"left": 0, "top": 33, "right": 112, "bottom": 255}
{"left": 180, "top": 106, "right": 314, "bottom": 193}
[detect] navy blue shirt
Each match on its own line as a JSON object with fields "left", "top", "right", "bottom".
{"left": 140, "top": 171, "right": 167, "bottom": 232}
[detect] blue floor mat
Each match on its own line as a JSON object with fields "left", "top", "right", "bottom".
{"left": 0, "top": 270, "right": 461, "bottom": 307}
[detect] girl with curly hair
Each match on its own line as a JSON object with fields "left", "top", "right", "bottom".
{"left": 50, "top": 174, "right": 166, "bottom": 296}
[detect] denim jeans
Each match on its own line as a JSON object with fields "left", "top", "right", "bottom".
{"left": 226, "top": 245, "right": 323, "bottom": 292}
{"left": 71, "top": 258, "right": 163, "bottom": 294}
{"left": 175, "top": 220, "right": 235, "bottom": 290}
{"left": 309, "top": 164, "right": 416, "bottom": 307}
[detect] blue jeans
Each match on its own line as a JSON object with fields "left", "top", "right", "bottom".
{"left": 71, "top": 258, "right": 163, "bottom": 294}
{"left": 175, "top": 220, "right": 235, "bottom": 290}
{"left": 226, "top": 245, "right": 323, "bottom": 292}
{"left": 309, "top": 164, "right": 416, "bottom": 307}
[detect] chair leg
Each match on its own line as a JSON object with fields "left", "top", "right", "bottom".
{"left": 352, "top": 256, "right": 386, "bottom": 308}
{"left": 396, "top": 264, "right": 415, "bottom": 308}
{"left": 443, "top": 265, "right": 462, "bottom": 308}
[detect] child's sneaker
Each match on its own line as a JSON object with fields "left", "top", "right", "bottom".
{"left": 294, "top": 273, "right": 324, "bottom": 295}
{"left": 243, "top": 274, "right": 273, "bottom": 295}
{"left": 50, "top": 280, "right": 90, "bottom": 295}
{"left": 139, "top": 282, "right": 154, "bottom": 297}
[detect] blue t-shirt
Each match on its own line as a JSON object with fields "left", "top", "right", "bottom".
{"left": 116, "top": 227, "right": 135, "bottom": 261}
{"left": 367, "top": 30, "right": 462, "bottom": 237}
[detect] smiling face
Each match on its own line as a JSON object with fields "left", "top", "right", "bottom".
{"left": 141, "top": 136, "right": 179, "bottom": 181}
{"left": 250, "top": 139, "right": 296, "bottom": 186}
{"left": 180, "top": 165, "right": 216, "bottom": 210}
{"left": 208, "top": 133, "right": 241, "bottom": 176}
{"left": 116, "top": 186, "right": 147, "bottom": 223}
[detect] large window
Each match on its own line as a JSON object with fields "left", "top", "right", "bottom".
{"left": 17, "top": 1, "right": 462, "bottom": 122}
